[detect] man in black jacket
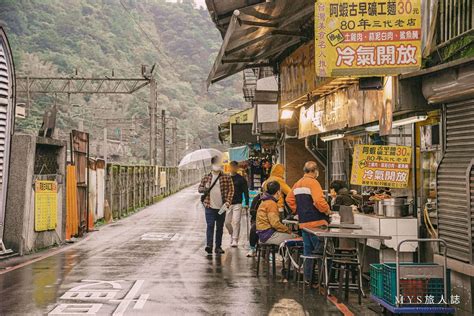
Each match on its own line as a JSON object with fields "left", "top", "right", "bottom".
{"left": 329, "top": 180, "right": 361, "bottom": 212}
{"left": 225, "top": 161, "right": 250, "bottom": 247}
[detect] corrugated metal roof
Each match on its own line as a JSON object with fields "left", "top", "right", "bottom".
{"left": 205, "top": 0, "right": 266, "bottom": 38}
{"left": 207, "top": 0, "right": 313, "bottom": 87}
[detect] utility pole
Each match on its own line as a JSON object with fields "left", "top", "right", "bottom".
{"left": 162, "top": 109, "right": 166, "bottom": 166}
{"left": 149, "top": 78, "right": 157, "bottom": 165}
{"left": 103, "top": 126, "right": 108, "bottom": 164}
{"left": 172, "top": 118, "right": 178, "bottom": 166}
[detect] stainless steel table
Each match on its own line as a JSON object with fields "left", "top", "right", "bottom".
{"left": 282, "top": 219, "right": 299, "bottom": 232}
{"left": 303, "top": 227, "right": 391, "bottom": 298}
{"left": 281, "top": 220, "right": 362, "bottom": 230}
{"left": 282, "top": 219, "right": 298, "bottom": 225}
{"left": 328, "top": 223, "right": 362, "bottom": 230}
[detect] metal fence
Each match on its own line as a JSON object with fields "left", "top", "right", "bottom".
{"left": 437, "top": 0, "right": 473, "bottom": 46}
{"left": 105, "top": 164, "right": 203, "bottom": 219}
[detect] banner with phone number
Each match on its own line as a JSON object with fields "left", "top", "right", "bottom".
{"left": 315, "top": 0, "right": 422, "bottom": 77}
{"left": 350, "top": 145, "right": 411, "bottom": 188}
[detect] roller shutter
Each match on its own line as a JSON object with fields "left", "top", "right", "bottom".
{"left": 0, "top": 29, "right": 14, "bottom": 246}
{"left": 437, "top": 99, "right": 474, "bottom": 263}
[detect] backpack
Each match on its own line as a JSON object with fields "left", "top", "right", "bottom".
{"left": 249, "top": 192, "right": 263, "bottom": 221}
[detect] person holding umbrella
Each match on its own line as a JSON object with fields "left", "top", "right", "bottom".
{"left": 198, "top": 156, "right": 234, "bottom": 255}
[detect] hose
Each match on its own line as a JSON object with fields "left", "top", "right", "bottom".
{"left": 423, "top": 205, "right": 438, "bottom": 238}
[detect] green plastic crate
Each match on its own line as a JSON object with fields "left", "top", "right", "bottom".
{"left": 382, "top": 263, "right": 449, "bottom": 306}
{"left": 370, "top": 263, "right": 384, "bottom": 299}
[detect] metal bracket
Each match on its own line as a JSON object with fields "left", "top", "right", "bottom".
{"left": 0, "top": 239, "right": 13, "bottom": 256}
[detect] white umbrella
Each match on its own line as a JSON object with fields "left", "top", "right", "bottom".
{"left": 178, "top": 148, "right": 223, "bottom": 169}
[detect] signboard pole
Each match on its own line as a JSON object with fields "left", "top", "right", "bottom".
{"left": 411, "top": 123, "right": 418, "bottom": 217}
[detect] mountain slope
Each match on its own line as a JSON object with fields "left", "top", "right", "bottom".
{"left": 0, "top": 0, "right": 242, "bottom": 162}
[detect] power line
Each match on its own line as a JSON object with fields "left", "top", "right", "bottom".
{"left": 118, "top": 0, "right": 178, "bottom": 71}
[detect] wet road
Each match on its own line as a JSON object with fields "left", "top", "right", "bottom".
{"left": 0, "top": 186, "right": 342, "bottom": 315}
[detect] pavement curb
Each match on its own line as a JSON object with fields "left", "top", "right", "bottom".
{"left": 0, "top": 233, "right": 92, "bottom": 275}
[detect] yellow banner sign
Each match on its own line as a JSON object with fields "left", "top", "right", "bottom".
{"left": 315, "top": 0, "right": 422, "bottom": 77}
{"left": 35, "top": 180, "right": 58, "bottom": 231}
{"left": 350, "top": 145, "right": 411, "bottom": 188}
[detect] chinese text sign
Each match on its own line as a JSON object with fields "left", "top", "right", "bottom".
{"left": 35, "top": 180, "right": 58, "bottom": 231}
{"left": 315, "top": 0, "right": 422, "bottom": 77}
{"left": 351, "top": 145, "right": 411, "bottom": 188}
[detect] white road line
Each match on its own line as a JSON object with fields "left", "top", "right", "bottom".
{"left": 111, "top": 280, "right": 146, "bottom": 316}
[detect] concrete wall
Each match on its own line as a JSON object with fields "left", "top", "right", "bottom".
{"left": 450, "top": 271, "right": 474, "bottom": 316}
{"left": 434, "top": 254, "right": 474, "bottom": 315}
{"left": 4, "top": 134, "right": 67, "bottom": 255}
{"left": 284, "top": 138, "right": 326, "bottom": 188}
{"left": 4, "top": 134, "right": 35, "bottom": 254}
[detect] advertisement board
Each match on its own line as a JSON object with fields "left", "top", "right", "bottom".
{"left": 315, "top": 0, "right": 422, "bottom": 77}
{"left": 34, "top": 180, "right": 58, "bottom": 231}
{"left": 350, "top": 145, "right": 411, "bottom": 188}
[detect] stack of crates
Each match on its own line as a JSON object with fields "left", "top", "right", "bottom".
{"left": 370, "top": 263, "right": 450, "bottom": 307}
{"left": 369, "top": 263, "right": 384, "bottom": 299}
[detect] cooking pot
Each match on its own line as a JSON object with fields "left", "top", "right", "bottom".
{"left": 374, "top": 200, "right": 385, "bottom": 216}
{"left": 382, "top": 198, "right": 410, "bottom": 217}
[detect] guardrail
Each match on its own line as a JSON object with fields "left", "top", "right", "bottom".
{"left": 105, "top": 164, "right": 203, "bottom": 219}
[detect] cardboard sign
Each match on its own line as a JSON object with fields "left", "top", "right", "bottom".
{"left": 350, "top": 145, "right": 411, "bottom": 188}
{"left": 315, "top": 0, "right": 422, "bottom": 77}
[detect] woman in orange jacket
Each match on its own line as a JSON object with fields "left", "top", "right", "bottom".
{"left": 262, "top": 164, "right": 292, "bottom": 212}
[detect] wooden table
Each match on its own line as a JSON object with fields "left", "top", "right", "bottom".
{"left": 303, "top": 227, "right": 391, "bottom": 298}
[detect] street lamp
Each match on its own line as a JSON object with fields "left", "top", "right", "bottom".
{"left": 280, "top": 109, "right": 294, "bottom": 120}
{"left": 321, "top": 133, "right": 345, "bottom": 142}
{"left": 365, "top": 115, "right": 428, "bottom": 132}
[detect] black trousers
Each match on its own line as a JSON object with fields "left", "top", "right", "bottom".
{"left": 249, "top": 222, "right": 258, "bottom": 248}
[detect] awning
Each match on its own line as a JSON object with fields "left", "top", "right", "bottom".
{"left": 228, "top": 145, "right": 250, "bottom": 162}
{"left": 205, "top": 0, "right": 266, "bottom": 38}
{"left": 281, "top": 77, "right": 359, "bottom": 109}
{"left": 400, "top": 57, "right": 474, "bottom": 104}
{"left": 207, "top": 0, "right": 314, "bottom": 87}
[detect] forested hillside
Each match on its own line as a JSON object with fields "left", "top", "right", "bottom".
{"left": 0, "top": 0, "right": 243, "bottom": 162}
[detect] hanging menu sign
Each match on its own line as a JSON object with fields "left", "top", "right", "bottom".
{"left": 315, "top": 0, "right": 422, "bottom": 77}
{"left": 351, "top": 145, "right": 411, "bottom": 188}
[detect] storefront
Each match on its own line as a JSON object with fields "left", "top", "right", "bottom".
{"left": 205, "top": 0, "right": 472, "bottom": 312}
{"left": 401, "top": 58, "right": 474, "bottom": 315}
{"left": 278, "top": 41, "right": 358, "bottom": 187}
{"left": 285, "top": 70, "right": 438, "bottom": 260}
{"left": 222, "top": 107, "right": 279, "bottom": 191}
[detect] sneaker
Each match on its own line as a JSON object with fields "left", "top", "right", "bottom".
{"left": 205, "top": 246, "right": 213, "bottom": 255}
{"left": 231, "top": 239, "right": 238, "bottom": 248}
{"left": 246, "top": 249, "right": 256, "bottom": 257}
{"left": 214, "top": 247, "right": 225, "bottom": 255}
